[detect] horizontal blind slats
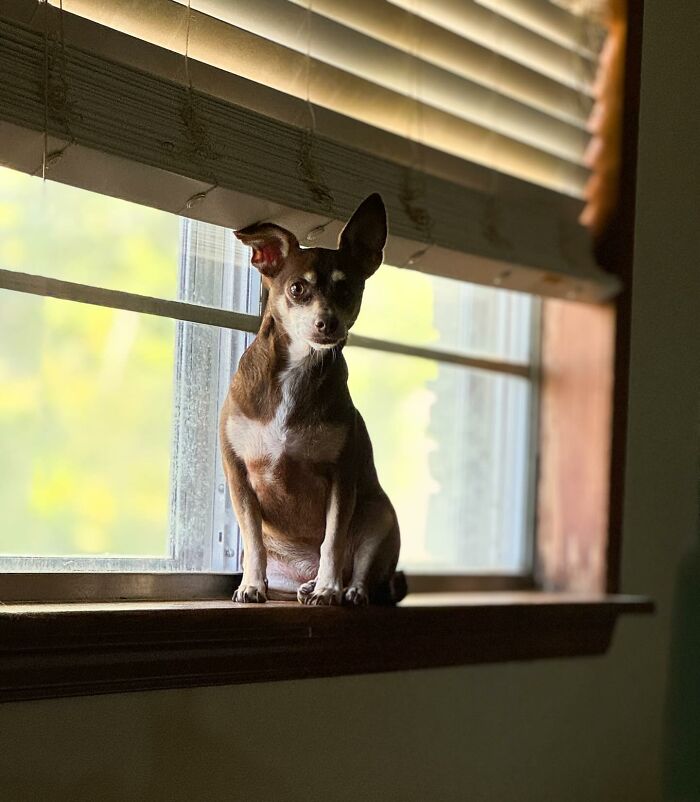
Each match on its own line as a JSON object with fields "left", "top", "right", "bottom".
{"left": 51, "top": 0, "right": 589, "bottom": 196}
{"left": 186, "top": 0, "right": 590, "bottom": 165}
{"left": 191, "top": 20, "right": 591, "bottom": 196}
{"left": 286, "top": 0, "right": 594, "bottom": 129}
{"left": 477, "top": 0, "right": 606, "bottom": 56}
{"left": 388, "top": 0, "right": 598, "bottom": 93}
{"left": 0, "top": 15, "right": 618, "bottom": 302}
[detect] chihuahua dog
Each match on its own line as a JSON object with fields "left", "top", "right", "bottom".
{"left": 220, "top": 194, "right": 405, "bottom": 605}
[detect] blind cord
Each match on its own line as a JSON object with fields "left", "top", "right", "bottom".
{"left": 37, "top": 0, "right": 73, "bottom": 180}
{"left": 400, "top": 0, "right": 434, "bottom": 266}
{"left": 179, "top": 0, "right": 219, "bottom": 214}
{"left": 297, "top": 0, "right": 335, "bottom": 218}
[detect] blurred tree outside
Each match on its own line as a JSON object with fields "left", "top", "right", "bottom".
{"left": 0, "top": 167, "right": 178, "bottom": 557}
{"left": 347, "top": 265, "right": 440, "bottom": 568}
{"left": 351, "top": 271, "right": 531, "bottom": 572}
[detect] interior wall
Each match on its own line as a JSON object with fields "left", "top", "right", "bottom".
{"left": 1, "top": 2, "right": 698, "bottom": 800}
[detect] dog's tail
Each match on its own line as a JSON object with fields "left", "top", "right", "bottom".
{"left": 370, "top": 570, "right": 408, "bottom": 606}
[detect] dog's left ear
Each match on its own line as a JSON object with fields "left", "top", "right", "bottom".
{"left": 235, "top": 223, "right": 300, "bottom": 278}
{"left": 338, "top": 193, "right": 387, "bottom": 278}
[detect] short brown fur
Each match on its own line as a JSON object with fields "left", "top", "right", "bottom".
{"left": 220, "top": 194, "right": 403, "bottom": 605}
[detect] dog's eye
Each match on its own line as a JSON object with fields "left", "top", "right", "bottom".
{"left": 289, "top": 281, "right": 306, "bottom": 298}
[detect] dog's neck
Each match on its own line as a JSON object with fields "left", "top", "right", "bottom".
{"left": 262, "top": 310, "right": 345, "bottom": 381}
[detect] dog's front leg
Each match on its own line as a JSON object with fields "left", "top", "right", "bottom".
{"left": 223, "top": 452, "right": 267, "bottom": 603}
{"left": 298, "top": 475, "right": 356, "bottom": 606}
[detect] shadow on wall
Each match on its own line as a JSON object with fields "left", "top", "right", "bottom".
{"left": 663, "top": 430, "right": 700, "bottom": 801}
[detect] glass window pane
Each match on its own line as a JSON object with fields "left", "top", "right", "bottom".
{"left": 0, "top": 166, "right": 251, "bottom": 314}
{"left": 353, "top": 264, "right": 533, "bottom": 363}
{"left": 0, "top": 164, "right": 536, "bottom": 578}
{"left": 346, "top": 347, "right": 532, "bottom": 573}
{"left": 0, "top": 293, "right": 175, "bottom": 561}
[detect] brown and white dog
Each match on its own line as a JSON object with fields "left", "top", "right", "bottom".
{"left": 220, "top": 194, "right": 405, "bottom": 605}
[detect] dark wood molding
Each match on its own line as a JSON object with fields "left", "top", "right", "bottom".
{"left": 405, "top": 574, "right": 534, "bottom": 593}
{"left": 0, "top": 593, "right": 652, "bottom": 703}
{"left": 536, "top": 2, "right": 645, "bottom": 596}
{"left": 597, "top": 0, "right": 645, "bottom": 594}
{"left": 0, "top": 572, "right": 532, "bottom": 603}
{"left": 536, "top": 299, "right": 615, "bottom": 593}
{"left": 0, "top": 572, "right": 241, "bottom": 603}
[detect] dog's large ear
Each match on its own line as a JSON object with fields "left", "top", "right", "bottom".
{"left": 235, "top": 223, "right": 299, "bottom": 278}
{"left": 338, "top": 193, "right": 387, "bottom": 278}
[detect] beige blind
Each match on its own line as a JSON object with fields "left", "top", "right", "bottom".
{"left": 0, "top": 0, "right": 618, "bottom": 301}
{"left": 61, "top": 0, "right": 603, "bottom": 197}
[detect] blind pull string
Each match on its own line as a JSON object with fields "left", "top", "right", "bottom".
{"left": 41, "top": 0, "right": 48, "bottom": 179}
{"left": 401, "top": 2, "right": 434, "bottom": 268}
{"left": 479, "top": 12, "right": 513, "bottom": 289}
{"left": 298, "top": 0, "right": 335, "bottom": 227}
{"left": 178, "top": 0, "right": 219, "bottom": 215}
{"left": 37, "top": 0, "right": 73, "bottom": 179}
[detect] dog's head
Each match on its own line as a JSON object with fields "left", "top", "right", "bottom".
{"left": 235, "top": 194, "right": 387, "bottom": 351}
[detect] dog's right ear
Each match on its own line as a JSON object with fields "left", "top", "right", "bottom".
{"left": 234, "top": 223, "right": 299, "bottom": 278}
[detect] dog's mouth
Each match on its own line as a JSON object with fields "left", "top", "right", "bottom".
{"left": 309, "top": 335, "right": 344, "bottom": 349}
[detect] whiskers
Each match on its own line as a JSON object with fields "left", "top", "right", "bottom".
{"left": 310, "top": 342, "right": 340, "bottom": 367}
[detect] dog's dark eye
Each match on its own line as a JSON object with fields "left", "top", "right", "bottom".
{"left": 289, "top": 281, "right": 306, "bottom": 298}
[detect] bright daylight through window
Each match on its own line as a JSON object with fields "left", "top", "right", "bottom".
{"left": 0, "top": 166, "right": 537, "bottom": 576}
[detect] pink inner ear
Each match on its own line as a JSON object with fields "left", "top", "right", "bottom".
{"left": 252, "top": 242, "right": 282, "bottom": 269}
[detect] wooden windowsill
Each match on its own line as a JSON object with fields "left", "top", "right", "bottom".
{"left": 0, "top": 592, "right": 653, "bottom": 703}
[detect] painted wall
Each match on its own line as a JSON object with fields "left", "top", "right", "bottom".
{"left": 1, "top": 2, "right": 698, "bottom": 800}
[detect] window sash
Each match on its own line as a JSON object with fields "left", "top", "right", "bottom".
{"left": 0, "top": 571, "right": 537, "bottom": 602}
{"left": 0, "top": 269, "right": 534, "bottom": 379}
{"left": 0, "top": 267, "right": 539, "bottom": 574}
{"left": 170, "top": 221, "right": 261, "bottom": 573}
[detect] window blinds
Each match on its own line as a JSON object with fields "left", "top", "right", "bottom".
{"left": 0, "top": 0, "right": 620, "bottom": 301}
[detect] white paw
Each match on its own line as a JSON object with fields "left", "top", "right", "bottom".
{"left": 343, "top": 586, "right": 369, "bottom": 606}
{"left": 297, "top": 580, "right": 316, "bottom": 603}
{"left": 298, "top": 581, "right": 342, "bottom": 606}
{"left": 233, "top": 581, "right": 267, "bottom": 603}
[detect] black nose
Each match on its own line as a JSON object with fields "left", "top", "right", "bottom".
{"left": 315, "top": 315, "right": 339, "bottom": 335}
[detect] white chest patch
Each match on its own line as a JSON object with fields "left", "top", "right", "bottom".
{"left": 226, "top": 367, "right": 346, "bottom": 467}
{"left": 226, "top": 413, "right": 346, "bottom": 466}
{"left": 226, "top": 411, "right": 291, "bottom": 465}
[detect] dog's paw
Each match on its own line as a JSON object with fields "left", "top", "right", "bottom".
{"left": 297, "top": 580, "right": 316, "bottom": 603}
{"left": 343, "top": 585, "right": 369, "bottom": 606}
{"left": 233, "top": 581, "right": 267, "bottom": 603}
{"left": 298, "top": 581, "right": 342, "bottom": 606}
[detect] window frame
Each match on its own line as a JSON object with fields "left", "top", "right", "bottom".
{"left": 0, "top": 205, "right": 542, "bottom": 590}
{"left": 0, "top": 593, "right": 653, "bottom": 704}
{"left": 0, "top": 0, "right": 653, "bottom": 700}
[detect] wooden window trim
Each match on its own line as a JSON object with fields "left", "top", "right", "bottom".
{"left": 599, "top": 0, "right": 645, "bottom": 594}
{"left": 0, "top": 594, "right": 652, "bottom": 703}
{"left": 0, "top": 573, "right": 532, "bottom": 603}
{"left": 536, "top": 0, "right": 645, "bottom": 596}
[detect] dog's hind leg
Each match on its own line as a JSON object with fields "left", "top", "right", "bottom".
{"left": 344, "top": 495, "right": 401, "bottom": 606}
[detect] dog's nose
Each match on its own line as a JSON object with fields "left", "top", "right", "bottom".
{"left": 315, "top": 314, "right": 339, "bottom": 335}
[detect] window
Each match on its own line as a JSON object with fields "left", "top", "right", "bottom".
{"left": 347, "top": 269, "right": 537, "bottom": 574}
{"left": 0, "top": 1, "right": 654, "bottom": 701}
{"left": 0, "top": 164, "right": 537, "bottom": 580}
{"left": 0, "top": 167, "right": 256, "bottom": 573}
